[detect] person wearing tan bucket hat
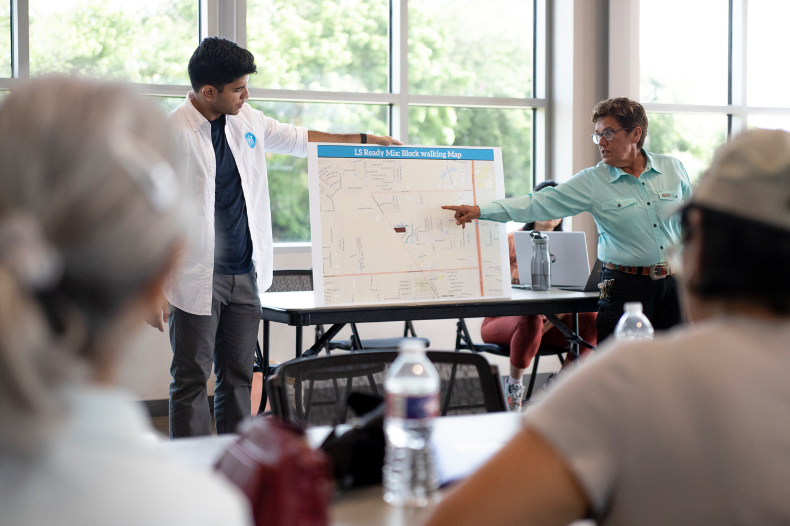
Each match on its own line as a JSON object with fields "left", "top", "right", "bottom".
{"left": 424, "top": 128, "right": 790, "bottom": 526}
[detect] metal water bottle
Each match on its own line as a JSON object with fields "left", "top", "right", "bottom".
{"left": 530, "top": 231, "right": 551, "bottom": 291}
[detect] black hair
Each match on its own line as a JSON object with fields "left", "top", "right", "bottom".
{"left": 188, "top": 37, "right": 257, "bottom": 93}
{"left": 521, "top": 180, "right": 564, "bottom": 232}
{"left": 681, "top": 205, "right": 790, "bottom": 314}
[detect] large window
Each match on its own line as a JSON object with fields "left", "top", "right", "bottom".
{"left": 245, "top": 0, "right": 543, "bottom": 241}
{"left": 639, "top": 0, "right": 790, "bottom": 183}
{"left": 2, "top": 0, "right": 545, "bottom": 243}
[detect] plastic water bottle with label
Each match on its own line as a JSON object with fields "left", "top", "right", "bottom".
{"left": 614, "top": 302, "right": 654, "bottom": 340}
{"left": 383, "top": 340, "right": 440, "bottom": 507}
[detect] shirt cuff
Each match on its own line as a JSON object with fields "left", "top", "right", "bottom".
{"left": 293, "top": 126, "right": 309, "bottom": 158}
{"left": 478, "top": 202, "right": 512, "bottom": 222}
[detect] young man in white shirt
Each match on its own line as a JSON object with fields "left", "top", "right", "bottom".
{"left": 148, "top": 37, "right": 400, "bottom": 437}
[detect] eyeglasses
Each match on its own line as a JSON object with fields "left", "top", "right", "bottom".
{"left": 591, "top": 127, "right": 633, "bottom": 145}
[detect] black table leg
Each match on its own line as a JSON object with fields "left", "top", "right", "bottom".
{"left": 263, "top": 320, "right": 270, "bottom": 376}
{"left": 350, "top": 323, "right": 365, "bottom": 351}
{"left": 544, "top": 313, "right": 595, "bottom": 352}
{"left": 303, "top": 323, "right": 347, "bottom": 357}
{"left": 296, "top": 326, "right": 303, "bottom": 359}
{"left": 570, "top": 313, "right": 580, "bottom": 359}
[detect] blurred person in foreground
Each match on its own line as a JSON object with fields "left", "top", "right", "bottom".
{"left": 443, "top": 98, "right": 692, "bottom": 343}
{"left": 152, "top": 37, "right": 401, "bottom": 438}
{"left": 0, "top": 78, "right": 251, "bottom": 526}
{"left": 480, "top": 181, "right": 597, "bottom": 411}
{"left": 425, "top": 128, "right": 790, "bottom": 525}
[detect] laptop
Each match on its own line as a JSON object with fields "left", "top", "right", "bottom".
{"left": 560, "top": 258, "right": 602, "bottom": 292}
{"left": 512, "top": 231, "right": 600, "bottom": 292}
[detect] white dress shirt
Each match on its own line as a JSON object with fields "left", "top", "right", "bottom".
{"left": 164, "top": 93, "right": 308, "bottom": 315}
{"left": 0, "top": 385, "right": 252, "bottom": 526}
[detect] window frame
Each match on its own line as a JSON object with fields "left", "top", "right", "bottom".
{"left": 613, "top": 0, "right": 790, "bottom": 143}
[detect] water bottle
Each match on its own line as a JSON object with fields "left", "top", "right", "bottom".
{"left": 531, "top": 231, "right": 551, "bottom": 291}
{"left": 614, "top": 302, "right": 654, "bottom": 340}
{"left": 383, "top": 340, "right": 440, "bottom": 507}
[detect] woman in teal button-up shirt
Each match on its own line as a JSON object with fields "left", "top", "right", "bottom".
{"left": 443, "top": 98, "right": 692, "bottom": 342}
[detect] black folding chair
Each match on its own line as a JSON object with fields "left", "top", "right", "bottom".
{"left": 267, "top": 350, "right": 507, "bottom": 426}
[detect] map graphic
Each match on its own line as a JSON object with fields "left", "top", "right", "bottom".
{"left": 308, "top": 145, "right": 510, "bottom": 306}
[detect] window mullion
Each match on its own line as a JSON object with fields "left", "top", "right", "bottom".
{"left": 11, "top": 0, "right": 28, "bottom": 79}
{"left": 390, "top": 0, "right": 408, "bottom": 144}
{"left": 730, "top": 0, "right": 747, "bottom": 135}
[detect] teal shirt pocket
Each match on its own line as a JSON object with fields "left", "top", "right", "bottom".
{"left": 655, "top": 185, "right": 683, "bottom": 220}
{"left": 601, "top": 197, "right": 637, "bottom": 211}
{"left": 657, "top": 187, "right": 681, "bottom": 201}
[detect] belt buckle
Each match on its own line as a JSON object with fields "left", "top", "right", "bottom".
{"left": 649, "top": 263, "right": 669, "bottom": 280}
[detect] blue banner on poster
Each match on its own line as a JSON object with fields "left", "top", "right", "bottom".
{"left": 317, "top": 145, "right": 495, "bottom": 161}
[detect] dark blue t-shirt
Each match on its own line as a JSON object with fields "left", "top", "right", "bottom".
{"left": 210, "top": 114, "right": 253, "bottom": 275}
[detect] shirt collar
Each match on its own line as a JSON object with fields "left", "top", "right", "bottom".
{"left": 183, "top": 91, "right": 209, "bottom": 132}
{"left": 608, "top": 149, "right": 661, "bottom": 182}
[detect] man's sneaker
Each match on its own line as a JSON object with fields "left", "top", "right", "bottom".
{"left": 505, "top": 381, "right": 526, "bottom": 411}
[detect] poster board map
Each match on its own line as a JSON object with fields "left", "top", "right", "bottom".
{"left": 308, "top": 144, "right": 510, "bottom": 307}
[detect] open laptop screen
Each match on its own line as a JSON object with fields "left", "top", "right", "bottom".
{"left": 512, "top": 231, "right": 590, "bottom": 287}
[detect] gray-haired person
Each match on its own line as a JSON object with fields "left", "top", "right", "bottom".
{"left": 0, "top": 78, "right": 251, "bottom": 526}
{"left": 425, "top": 129, "right": 790, "bottom": 526}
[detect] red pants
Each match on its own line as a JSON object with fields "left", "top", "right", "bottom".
{"left": 480, "top": 313, "right": 598, "bottom": 369}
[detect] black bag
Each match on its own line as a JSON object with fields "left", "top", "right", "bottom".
{"left": 319, "top": 392, "right": 385, "bottom": 491}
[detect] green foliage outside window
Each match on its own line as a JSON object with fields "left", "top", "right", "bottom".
{"left": 408, "top": 0, "right": 533, "bottom": 98}
{"left": 29, "top": 0, "right": 196, "bottom": 84}
{"left": 0, "top": 2, "right": 9, "bottom": 77}
{"left": 644, "top": 110, "right": 727, "bottom": 185}
{"left": 409, "top": 106, "right": 532, "bottom": 199}
{"left": 247, "top": 0, "right": 388, "bottom": 93}
{"left": 248, "top": 101, "right": 388, "bottom": 242}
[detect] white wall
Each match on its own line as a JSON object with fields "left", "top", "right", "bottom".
{"left": 552, "top": 0, "right": 609, "bottom": 268}
{"left": 117, "top": 0, "right": 611, "bottom": 401}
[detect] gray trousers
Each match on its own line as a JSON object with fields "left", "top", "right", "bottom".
{"left": 168, "top": 270, "right": 261, "bottom": 438}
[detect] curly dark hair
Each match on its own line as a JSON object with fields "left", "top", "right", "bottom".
{"left": 188, "top": 37, "right": 257, "bottom": 93}
{"left": 591, "top": 97, "right": 648, "bottom": 149}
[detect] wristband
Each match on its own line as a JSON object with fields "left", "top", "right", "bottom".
{"left": 361, "top": 133, "right": 367, "bottom": 144}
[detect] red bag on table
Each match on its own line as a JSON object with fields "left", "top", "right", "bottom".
{"left": 215, "top": 418, "right": 334, "bottom": 526}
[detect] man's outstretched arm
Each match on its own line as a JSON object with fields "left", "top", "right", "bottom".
{"left": 307, "top": 131, "right": 402, "bottom": 146}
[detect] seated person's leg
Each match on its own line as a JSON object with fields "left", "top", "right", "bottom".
{"left": 482, "top": 315, "right": 543, "bottom": 410}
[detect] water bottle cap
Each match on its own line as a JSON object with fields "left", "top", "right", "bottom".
{"left": 399, "top": 339, "right": 426, "bottom": 353}
{"left": 624, "top": 302, "right": 643, "bottom": 313}
{"left": 532, "top": 237, "right": 549, "bottom": 244}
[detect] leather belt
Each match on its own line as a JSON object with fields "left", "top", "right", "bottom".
{"left": 603, "top": 262, "right": 672, "bottom": 280}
